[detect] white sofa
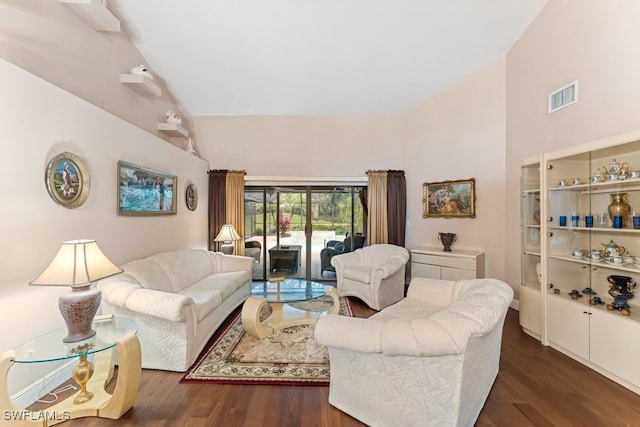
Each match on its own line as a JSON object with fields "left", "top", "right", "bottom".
{"left": 314, "top": 277, "right": 514, "bottom": 427}
{"left": 331, "top": 244, "right": 410, "bottom": 310}
{"left": 97, "top": 248, "right": 253, "bottom": 372}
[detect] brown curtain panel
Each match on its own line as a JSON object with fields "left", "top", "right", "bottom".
{"left": 208, "top": 170, "right": 227, "bottom": 251}
{"left": 387, "top": 170, "right": 406, "bottom": 246}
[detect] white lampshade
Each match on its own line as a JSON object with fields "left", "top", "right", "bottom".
{"left": 30, "top": 239, "right": 122, "bottom": 343}
{"left": 214, "top": 224, "right": 241, "bottom": 243}
{"left": 31, "top": 239, "right": 123, "bottom": 287}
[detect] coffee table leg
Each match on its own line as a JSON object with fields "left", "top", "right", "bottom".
{"left": 242, "top": 288, "right": 341, "bottom": 339}
{"left": 242, "top": 296, "right": 273, "bottom": 339}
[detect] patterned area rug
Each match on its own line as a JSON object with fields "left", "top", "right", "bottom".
{"left": 180, "top": 296, "right": 353, "bottom": 385}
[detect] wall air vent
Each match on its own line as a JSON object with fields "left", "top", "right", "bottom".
{"left": 548, "top": 80, "right": 579, "bottom": 113}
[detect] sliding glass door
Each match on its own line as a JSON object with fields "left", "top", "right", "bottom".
{"left": 244, "top": 186, "right": 366, "bottom": 282}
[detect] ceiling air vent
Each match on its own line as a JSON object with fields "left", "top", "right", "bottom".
{"left": 548, "top": 80, "right": 579, "bottom": 113}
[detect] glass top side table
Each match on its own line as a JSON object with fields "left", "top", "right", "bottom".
{"left": 0, "top": 315, "right": 141, "bottom": 424}
{"left": 12, "top": 316, "right": 137, "bottom": 364}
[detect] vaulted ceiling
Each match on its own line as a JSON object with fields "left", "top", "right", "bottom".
{"left": 111, "top": 0, "right": 548, "bottom": 116}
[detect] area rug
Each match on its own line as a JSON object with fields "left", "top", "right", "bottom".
{"left": 180, "top": 296, "right": 353, "bottom": 386}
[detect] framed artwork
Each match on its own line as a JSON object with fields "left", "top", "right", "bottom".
{"left": 118, "top": 161, "right": 177, "bottom": 216}
{"left": 423, "top": 178, "right": 476, "bottom": 218}
{"left": 45, "top": 152, "right": 90, "bottom": 209}
{"left": 185, "top": 183, "right": 198, "bottom": 211}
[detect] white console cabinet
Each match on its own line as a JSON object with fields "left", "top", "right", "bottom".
{"left": 410, "top": 248, "right": 484, "bottom": 280}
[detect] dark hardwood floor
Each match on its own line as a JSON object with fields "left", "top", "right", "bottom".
{"left": 66, "top": 298, "right": 640, "bottom": 426}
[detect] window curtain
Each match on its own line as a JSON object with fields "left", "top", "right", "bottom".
{"left": 387, "top": 170, "right": 406, "bottom": 246}
{"left": 226, "top": 171, "right": 246, "bottom": 256}
{"left": 367, "top": 169, "right": 406, "bottom": 246}
{"left": 208, "top": 170, "right": 227, "bottom": 251}
{"left": 208, "top": 169, "right": 246, "bottom": 253}
{"left": 367, "top": 170, "right": 388, "bottom": 245}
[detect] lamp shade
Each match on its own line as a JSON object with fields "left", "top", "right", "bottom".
{"left": 214, "top": 224, "right": 241, "bottom": 243}
{"left": 30, "top": 239, "right": 122, "bottom": 343}
{"left": 30, "top": 239, "right": 123, "bottom": 287}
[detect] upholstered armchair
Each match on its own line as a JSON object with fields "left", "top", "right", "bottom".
{"left": 320, "top": 233, "right": 366, "bottom": 274}
{"left": 244, "top": 240, "right": 261, "bottom": 262}
{"left": 314, "top": 277, "right": 514, "bottom": 427}
{"left": 331, "top": 243, "right": 409, "bottom": 310}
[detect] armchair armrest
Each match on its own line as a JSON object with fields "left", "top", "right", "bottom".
{"left": 330, "top": 250, "right": 361, "bottom": 270}
{"left": 325, "top": 240, "right": 343, "bottom": 250}
{"left": 375, "top": 257, "right": 407, "bottom": 279}
{"left": 314, "top": 315, "right": 385, "bottom": 353}
{"left": 124, "top": 289, "right": 196, "bottom": 323}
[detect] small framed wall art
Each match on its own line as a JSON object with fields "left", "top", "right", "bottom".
{"left": 423, "top": 178, "right": 476, "bottom": 218}
{"left": 185, "top": 183, "right": 198, "bottom": 211}
{"left": 45, "top": 152, "right": 90, "bottom": 209}
{"left": 118, "top": 161, "right": 177, "bottom": 216}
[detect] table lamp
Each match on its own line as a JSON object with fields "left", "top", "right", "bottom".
{"left": 214, "top": 224, "right": 241, "bottom": 255}
{"left": 30, "top": 239, "right": 123, "bottom": 343}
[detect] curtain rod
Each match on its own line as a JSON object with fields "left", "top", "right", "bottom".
{"left": 207, "top": 169, "right": 246, "bottom": 174}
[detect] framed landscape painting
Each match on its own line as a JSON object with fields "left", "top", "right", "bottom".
{"left": 118, "top": 161, "right": 177, "bottom": 215}
{"left": 423, "top": 178, "right": 476, "bottom": 218}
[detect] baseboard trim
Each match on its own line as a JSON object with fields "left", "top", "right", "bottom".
{"left": 11, "top": 360, "right": 76, "bottom": 408}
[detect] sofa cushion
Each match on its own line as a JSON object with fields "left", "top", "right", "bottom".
{"left": 209, "top": 271, "right": 252, "bottom": 292}
{"left": 343, "top": 267, "right": 373, "bottom": 284}
{"left": 148, "top": 249, "right": 213, "bottom": 292}
{"left": 122, "top": 259, "right": 173, "bottom": 293}
{"left": 179, "top": 283, "right": 223, "bottom": 322}
{"left": 178, "top": 271, "right": 249, "bottom": 322}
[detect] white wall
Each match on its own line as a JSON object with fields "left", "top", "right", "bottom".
{"left": 403, "top": 59, "right": 506, "bottom": 280}
{"left": 192, "top": 115, "right": 403, "bottom": 175}
{"left": 0, "top": 58, "right": 209, "bottom": 351}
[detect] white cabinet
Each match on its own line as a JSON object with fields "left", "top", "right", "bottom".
{"left": 526, "top": 128, "right": 640, "bottom": 394}
{"left": 520, "top": 156, "right": 543, "bottom": 341}
{"left": 546, "top": 295, "right": 589, "bottom": 360}
{"left": 411, "top": 248, "right": 484, "bottom": 281}
{"left": 519, "top": 285, "right": 542, "bottom": 339}
{"left": 590, "top": 308, "right": 640, "bottom": 389}
{"left": 547, "top": 294, "right": 640, "bottom": 392}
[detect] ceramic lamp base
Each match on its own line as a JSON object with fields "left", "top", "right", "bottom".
{"left": 59, "top": 285, "right": 102, "bottom": 343}
{"left": 220, "top": 244, "right": 234, "bottom": 255}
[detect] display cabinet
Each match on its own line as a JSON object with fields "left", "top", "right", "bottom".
{"left": 519, "top": 156, "right": 543, "bottom": 341}
{"left": 538, "top": 130, "right": 640, "bottom": 393}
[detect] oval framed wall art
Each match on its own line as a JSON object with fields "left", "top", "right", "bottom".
{"left": 45, "top": 152, "right": 90, "bottom": 209}
{"left": 186, "top": 183, "right": 198, "bottom": 211}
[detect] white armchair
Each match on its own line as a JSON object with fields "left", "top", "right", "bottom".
{"left": 331, "top": 244, "right": 409, "bottom": 310}
{"left": 314, "top": 277, "right": 513, "bottom": 427}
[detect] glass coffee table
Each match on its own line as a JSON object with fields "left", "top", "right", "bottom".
{"left": 241, "top": 279, "right": 340, "bottom": 338}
